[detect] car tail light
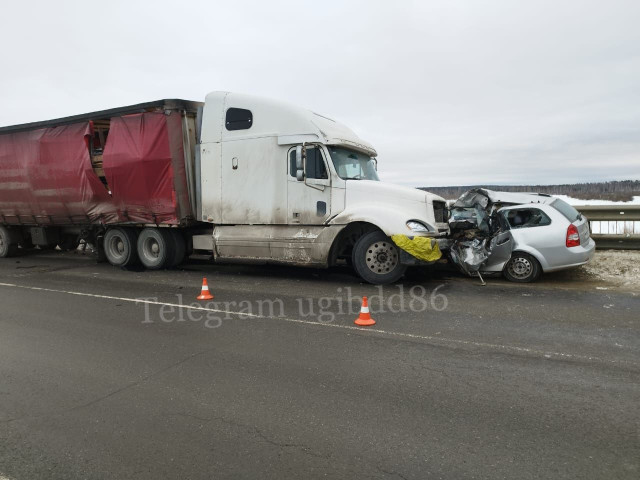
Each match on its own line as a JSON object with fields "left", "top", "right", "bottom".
{"left": 566, "top": 224, "right": 581, "bottom": 248}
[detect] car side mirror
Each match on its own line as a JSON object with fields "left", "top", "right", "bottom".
{"left": 295, "top": 145, "right": 305, "bottom": 181}
{"left": 373, "top": 158, "right": 378, "bottom": 171}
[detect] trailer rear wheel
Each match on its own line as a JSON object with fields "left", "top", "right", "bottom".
{"left": 137, "top": 228, "right": 172, "bottom": 270}
{"left": 0, "top": 226, "right": 19, "bottom": 258}
{"left": 104, "top": 228, "right": 139, "bottom": 267}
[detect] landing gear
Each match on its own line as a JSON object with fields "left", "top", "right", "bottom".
{"left": 58, "top": 234, "right": 80, "bottom": 252}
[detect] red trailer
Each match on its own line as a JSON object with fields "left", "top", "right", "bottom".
{"left": 0, "top": 100, "right": 201, "bottom": 267}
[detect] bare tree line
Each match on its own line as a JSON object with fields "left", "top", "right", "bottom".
{"left": 419, "top": 180, "right": 640, "bottom": 201}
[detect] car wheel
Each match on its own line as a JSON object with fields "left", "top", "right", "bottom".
{"left": 503, "top": 252, "right": 541, "bottom": 283}
{"left": 104, "top": 228, "right": 139, "bottom": 267}
{"left": 352, "top": 230, "right": 406, "bottom": 284}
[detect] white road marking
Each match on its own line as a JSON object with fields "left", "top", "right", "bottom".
{"left": 0, "top": 282, "right": 636, "bottom": 369}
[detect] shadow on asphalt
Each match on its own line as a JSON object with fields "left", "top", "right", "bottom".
{"left": 4, "top": 247, "right": 609, "bottom": 291}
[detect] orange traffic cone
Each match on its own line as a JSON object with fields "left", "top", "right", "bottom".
{"left": 354, "top": 296, "right": 375, "bottom": 326}
{"left": 196, "top": 277, "right": 214, "bottom": 301}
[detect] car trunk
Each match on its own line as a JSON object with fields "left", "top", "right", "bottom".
{"left": 575, "top": 216, "right": 591, "bottom": 245}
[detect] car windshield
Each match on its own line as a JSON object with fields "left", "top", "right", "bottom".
{"left": 327, "top": 146, "right": 379, "bottom": 181}
{"left": 551, "top": 199, "right": 581, "bottom": 222}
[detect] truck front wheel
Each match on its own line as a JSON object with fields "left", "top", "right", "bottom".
{"left": 104, "top": 228, "right": 139, "bottom": 267}
{"left": 352, "top": 231, "right": 406, "bottom": 284}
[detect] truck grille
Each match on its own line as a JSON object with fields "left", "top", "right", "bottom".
{"left": 433, "top": 201, "right": 447, "bottom": 223}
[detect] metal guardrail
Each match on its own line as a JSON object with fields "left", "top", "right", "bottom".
{"left": 575, "top": 205, "right": 640, "bottom": 250}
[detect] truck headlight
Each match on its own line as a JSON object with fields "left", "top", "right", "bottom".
{"left": 406, "top": 220, "right": 433, "bottom": 232}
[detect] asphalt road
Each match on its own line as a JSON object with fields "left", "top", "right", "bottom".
{"left": 0, "top": 250, "right": 639, "bottom": 479}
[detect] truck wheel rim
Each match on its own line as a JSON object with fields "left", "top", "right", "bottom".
{"left": 142, "top": 237, "right": 161, "bottom": 260}
{"left": 508, "top": 257, "right": 532, "bottom": 279}
{"left": 106, "top": 234, "right": 127, "bottom": 261}
{"left": 365, "top": 241, "right": 398, "bottom": 274}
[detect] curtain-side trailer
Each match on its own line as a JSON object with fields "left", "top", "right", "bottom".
{"left": 0, "top": 92, "right": 448, "bottom": 284}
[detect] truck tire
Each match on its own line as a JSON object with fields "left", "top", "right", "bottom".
{"left": 0, "top": 226, "right": 19, "bottom": 258}
{"left": 104, "top": 228, "right": 139, "bottom": 267}
{"left": 503, "top": 252, "right": 541, "bottom": 283}
{"left": 352, "top": 230, "right": 406, "bottom": 284}
{"left": 167, "top": 230, "right": 186, "bottom": 268}
{"left": 137, "top": 228, "right": 172, "bottom": 270}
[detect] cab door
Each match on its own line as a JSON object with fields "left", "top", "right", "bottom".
{"left": 287, "top": 146, "right": 331, "bottom": 225}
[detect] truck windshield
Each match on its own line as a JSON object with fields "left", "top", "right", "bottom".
{"left": 327, "top": 146, "right": 379, "bottom": 181}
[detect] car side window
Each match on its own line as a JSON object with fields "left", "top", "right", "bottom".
{"left": 504, "top": 208, "right": 551, "bottom": 229}
{"left": 289, "top": 147, "right": 328, "bottom": 179}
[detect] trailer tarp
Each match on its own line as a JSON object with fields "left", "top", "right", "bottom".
{"left": 102, "top": 112, "right": 186, "bottom": 224}
{"left": 0, "top": 112, "right": 191, "bottom": 226}
{"left": 0, "top": 122, "right": 114, "bottom": 224}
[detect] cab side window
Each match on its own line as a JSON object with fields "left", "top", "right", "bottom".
{"left": 289, "top": 147, "right": 328, "bottom": 179}
{"left": 504, "top": 208, "right": 551, "bottom": 229}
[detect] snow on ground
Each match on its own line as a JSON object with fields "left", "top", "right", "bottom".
{"left": 554, "top": 195, "right": 640, "bottom": 206}
{"left": 580, "top": 250, "right": 640, "bottom": 288}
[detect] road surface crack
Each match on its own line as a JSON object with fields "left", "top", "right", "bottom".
{"left": 167, "top": 412, "right": 330, "bottom": 460}
{"left": 376, "top": 465, "right": 409, "bottom": 480}
{"left": 1, "top": 348, "right": 216, "bottom": 425}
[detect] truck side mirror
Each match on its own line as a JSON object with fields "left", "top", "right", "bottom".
{"left": 295, "top": 145, "right": 305, "bottom": 181}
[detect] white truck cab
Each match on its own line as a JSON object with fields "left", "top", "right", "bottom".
{"left": 193, "top": 92, "right": 447, "bottom": 284}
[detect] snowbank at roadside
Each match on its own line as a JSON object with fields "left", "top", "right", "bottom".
{"left": 555, "top": 195, "right": 640, "bottom": 206}
{"left": 581, "top": 250, "right": 640, "bottom": 288}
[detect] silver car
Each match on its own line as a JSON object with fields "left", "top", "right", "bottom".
{"left": 447, "top": 190, "right": 596, "bottom": 282}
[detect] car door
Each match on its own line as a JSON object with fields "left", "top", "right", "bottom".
{"left": 481, "top": 214, "right": 514, "bottom": 272}
{"left": 498, "top": 206, "right": 556, "bottom": 261}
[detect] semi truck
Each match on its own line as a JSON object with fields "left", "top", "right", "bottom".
{"left": 0, "top": 92, "right": 448, "bottom": 284}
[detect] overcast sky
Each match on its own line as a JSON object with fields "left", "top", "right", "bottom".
{"left": 1, "top": 0, "right": 638, "bottom": 186}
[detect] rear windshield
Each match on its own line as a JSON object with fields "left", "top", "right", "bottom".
{"left": 551, "top": 199, "right": 581, "bottom": 222}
